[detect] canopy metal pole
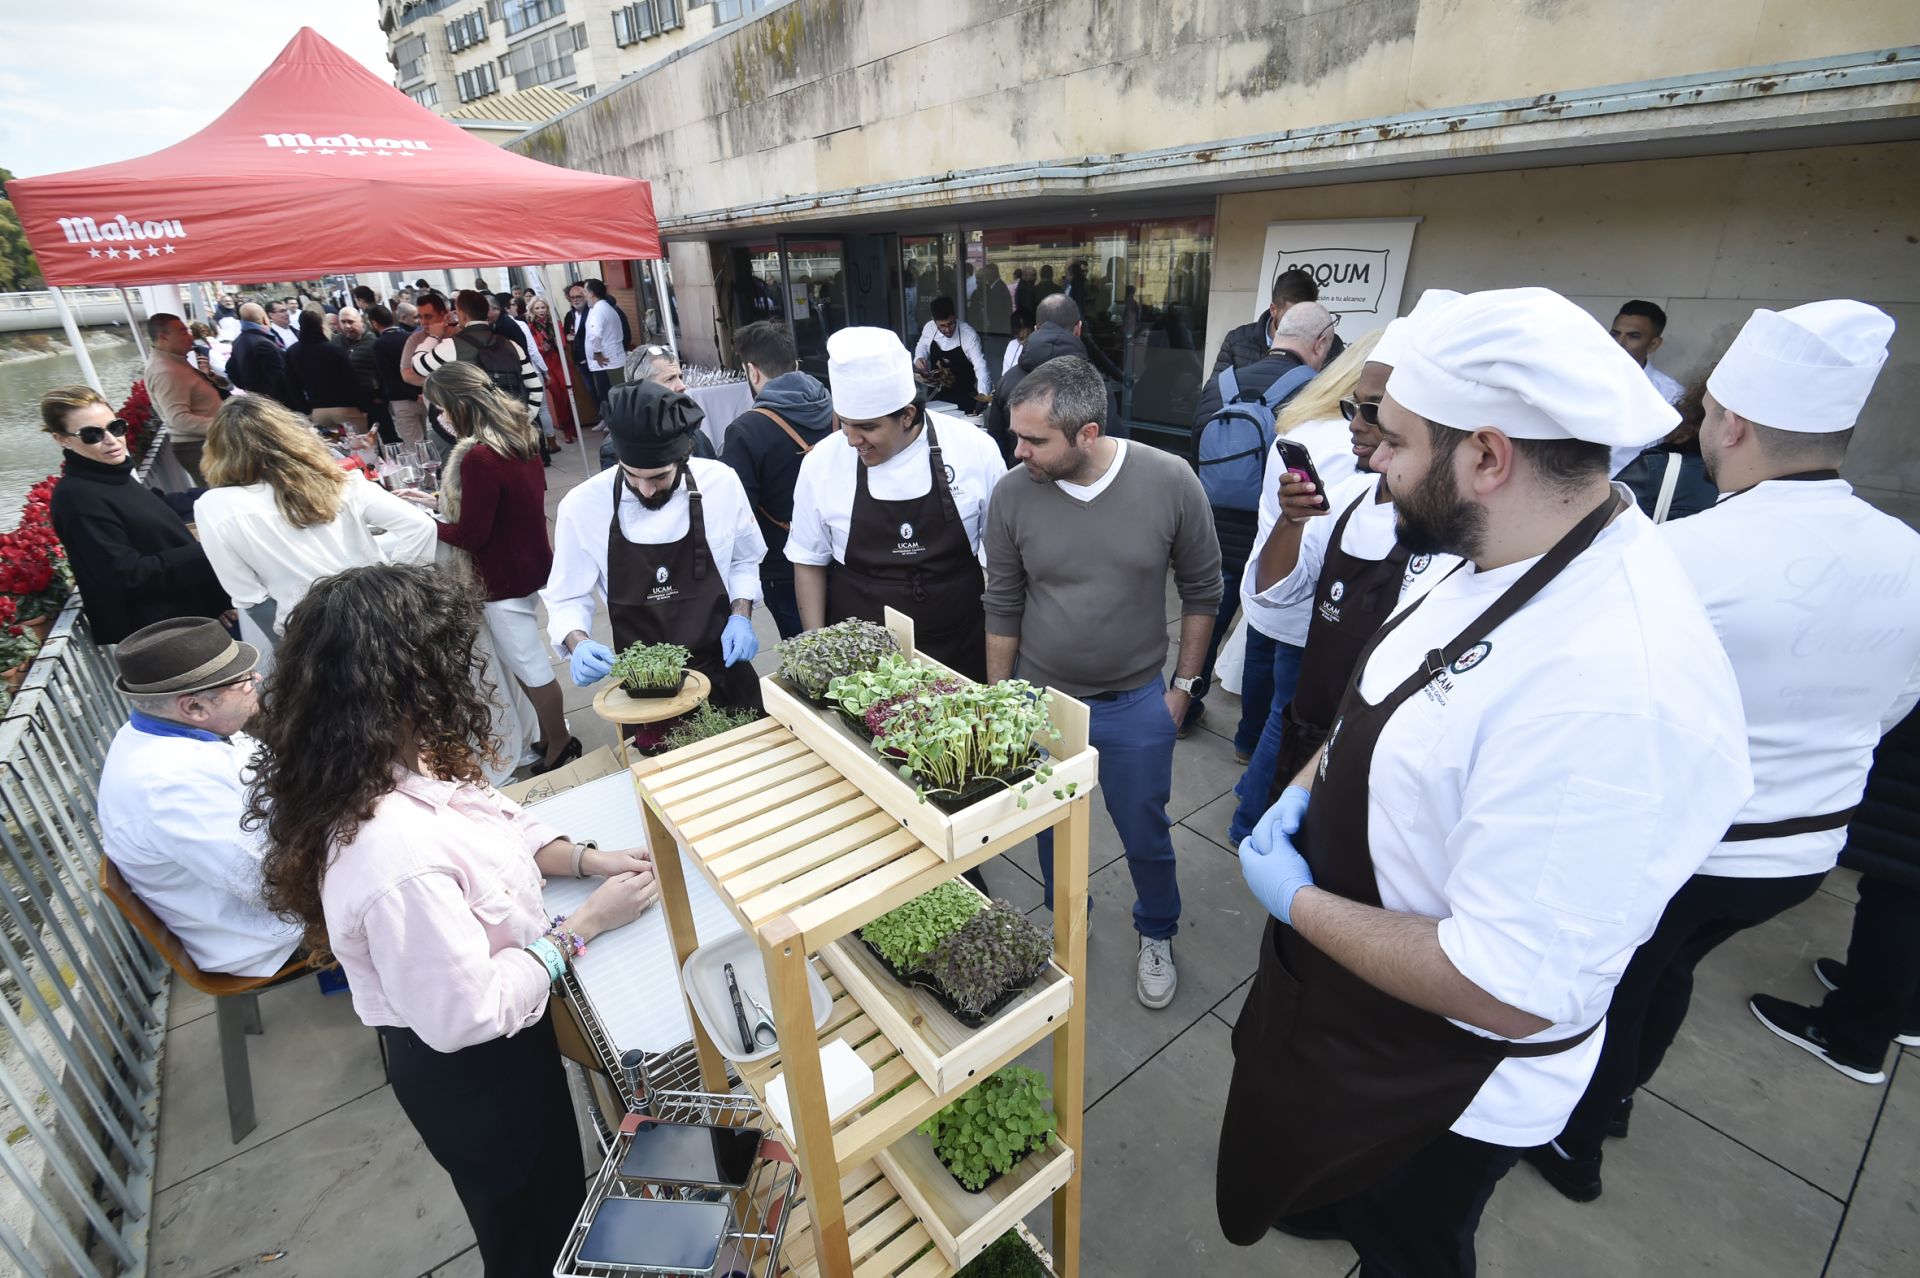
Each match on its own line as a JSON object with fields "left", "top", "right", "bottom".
{"left": 49, "top": 287, "right": 104, "bottom": 394}
{"left": 539, "top": 264, "right": 591, "bottom": 472}
{"left": 118, "top": 289, "right": 147, "bottom": 359}
{"left": 652, "top": 257, "right": 678, "bottom": 360}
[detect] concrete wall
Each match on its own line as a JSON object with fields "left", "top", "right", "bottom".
{"left": 513, "top": 0, "right": 1920, "bottom": 225}
{"left": 1209, "top": 139, "right": 1920, "bottom": 521}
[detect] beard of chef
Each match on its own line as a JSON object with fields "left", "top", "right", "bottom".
{"left": 1393, "top": 425, "right": 1488, "bottom": 560}
{"left": 622, "top": 462, "right": 685, "bottom": 511}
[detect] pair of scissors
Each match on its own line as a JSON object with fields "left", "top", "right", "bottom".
{"left": 723, "top": 962, "right": 779, "bottom": 1052}
{"left": 743, "top": 987, "right": 778, "bottom": 1050}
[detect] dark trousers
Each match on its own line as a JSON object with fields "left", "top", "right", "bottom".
{"left": 380, "top": 1011, "right": 585, "bottom": 1278}
{"left": 1820, "top": 870, "right": 1920, "bottom": 1064}
{"left": 589, "top": 368, "right": 612, "bottom": 413}
{"left": 1558, "top": 870, "right": 1825, "bottom": 1159}
{"left": 762, "top": 576, "right": 804, "bottom": 640}
{"left": 1188, "top": 561, "right": 1248, "bottom": 720}
{"left": 1279, "top": 1131, "right": 1521, "bottom": 1278}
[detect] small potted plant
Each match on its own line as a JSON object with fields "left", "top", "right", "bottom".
{"left": 858, "top": 880, "right": 982, "bottom": 978}
{"left": 827, "top": 654, "right": 962, "bottom": 739}
{"left": 918, "top": 1065, "right": 1057, "bottom": 1193}
{"left": 922, "top": 901, "right": 1054, "bottom": 1026}
{"left": 610, "top": 640, "right": 691, "bottom": 698}
{"left": 872, "top": 680, "right": 1066, "bottom": 812}
{"left": 779, "top": 618, "right": 898, "bottom": 701}
{"left": 957, "top": 1229, "right": 1052, "bottom": 1278}
{"left": 661, "top": 702, "right": 761, "bottom": 751}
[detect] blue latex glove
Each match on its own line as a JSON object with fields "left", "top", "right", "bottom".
{"left": 568, "top": 639, "right": 615, "bottom": 687}
{"left": 1239, "top": 786, "right": 1316, "bottom": 924}
{"left": 721, "top": 614, "right": 758, "bottom": 667}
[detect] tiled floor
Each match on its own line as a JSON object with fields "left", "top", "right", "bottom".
{"left": 148, "top": 443, "right": 1919, "bottom": 1276}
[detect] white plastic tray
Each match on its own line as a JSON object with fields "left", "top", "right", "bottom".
{"left": 682, "top": 930, "right": 831, "bottom": 1064}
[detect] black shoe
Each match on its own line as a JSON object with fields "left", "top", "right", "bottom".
{"left": 1608, "top": 1095, "right": 1633, "bottom": 1140}
{"left": 1522, "top": 1142, "right": 1602, "bottom": 1203}
{"left": 1749, "top": 995, "right": 1887, "bottom": 1084}
{"left": 529, "top": 736, "right": 583, "bottom": 776}
{"left": 1813, "top": 958, "right": 1920, "bottom": 1045}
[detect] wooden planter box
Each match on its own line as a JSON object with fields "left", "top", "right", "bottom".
{"left": 761, "top": 608, "right": 1099, "bottom": 862}
{"left": 873, "top": 1129, "right": 1075, "bottom": 1270}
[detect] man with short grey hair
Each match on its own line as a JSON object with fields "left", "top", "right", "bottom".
{"left": 601, "top": 345, "right": 712, "bottom": 469}
{"left": 985, "top": 354, "right": 1221, "bottom": 1010}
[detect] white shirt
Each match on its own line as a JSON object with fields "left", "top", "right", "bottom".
{"left": 1349, "top": 492, "right": 1752, "bottom": 1145}
{"left": 584, "top": 298, "right": 624, "bottom": 370}
{"left": 1663, "top": 478, "right": 1920, "bottom": 878}
{"left": 270, "top": 322, "right": 300, "bottom": 351}
{"left": 543, "top": 458, "right": 766, "bottom": 652}
{"left": 1002, "top": 339, "right": 1023, "bottom": 376}
{"left": 98, "top": 723, "right": 303, "bottom": 977}
{"left": 512, "top": 317, "right": 547, "bottom": 377}
{"left": 913, "top": 320, "right": 991, "bottom": 394}
{"left": 785, "top": 413, "right": 1007, "bottom": 568}
{"left": 1242, "top": 471, "right": 1457, "bottom": 622}
{"left": 1241, "top": 417, "right": 1363, "bottom": 644}
{"left": 1057, "top": 441, "right": 1127, "bottom": 502}
{"left": 1645, "top": 363, "right": 1685, "bottom": 405}
{"left": 196, "top": 475, "right": 439, "bottom": 631}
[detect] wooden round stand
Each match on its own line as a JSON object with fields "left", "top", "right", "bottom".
{"left": 592, "top": 670, "right": 712, "bottom": 764}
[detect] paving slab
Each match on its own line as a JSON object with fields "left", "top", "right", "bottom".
{"left": 166, "top": 971, "right": 215, "bottom": 1029}
{"left": 155, "top": 976, "right": 388, "bottom": 1191}
{"left": 1821, "top": 865, "right": 1862, "bottom": 905}
{"left": 1489, "top": 1090, "right": 1843, "bottom": 1276}
{"left": 151, "top": 1087, "right": 472, "bottom": 1278}
{"left": 1828, "top": 1053, "right": 1919, "bottom": 1278}
{"left": 428, "top": 1245, "right": 484, "bottom": 1277}
{"left": 1638, "top": 886, "right": 1878, "bottom": 1197}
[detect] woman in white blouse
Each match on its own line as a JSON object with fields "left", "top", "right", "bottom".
{"left": 196, "top": 397, "right": 437, "bottom": 633}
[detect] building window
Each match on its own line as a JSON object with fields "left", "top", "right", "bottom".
{"left": 446, "top": 10, "right": 489, "bottom": 52}
{"left": 613, "top": 2, "right": 656, "bottom": 46}
{"left": 500, "top": 0, "right": 565, "bottom": 35}
{"left": 713, "top": 0, "right": 770, "bottom": 23}
{"left": 571, "top": 21, "right": 588, "bottom": 48}
{"left": 407, "top": 83, "right": 440, "bottom": 107}
{"left": 657, "top": 0, "right": 681, "bottom": 29}
{"left": 500, "top": 28, "right": 579, "bottom": 88}
{"left": 455, "top": 62, "right": 499, "bottom": 101}
{"left": 395, "top": 33, "right": 429, "bottom": 83}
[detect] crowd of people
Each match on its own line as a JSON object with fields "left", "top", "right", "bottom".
{"left": 45, "top": 268, "right": 1917, "bottom": 1277}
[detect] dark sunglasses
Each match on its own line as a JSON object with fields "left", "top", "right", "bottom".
{"left": 66, "top": 419, "right": 131, "bottom": 446}
{"left": 1339, "top": 398, "right": 1382, "bottom": 426}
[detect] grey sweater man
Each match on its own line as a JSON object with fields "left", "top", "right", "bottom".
{"left": 983, "top": 443, "right": 1222, "bottom": 697}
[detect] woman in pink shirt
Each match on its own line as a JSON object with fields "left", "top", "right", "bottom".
{"left": 248, "top": 563, "right": 657, "bottom": 1277}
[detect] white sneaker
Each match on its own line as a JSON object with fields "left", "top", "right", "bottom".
{"left": 1137, "top": 937, "right": 1177, "bottom": 1009}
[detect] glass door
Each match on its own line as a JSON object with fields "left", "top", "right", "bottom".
{"left": 779, "top": 236, "right": 849, "bottom": 382}
{"left": 898, "top": 232, "right": 958, "bottom": 347}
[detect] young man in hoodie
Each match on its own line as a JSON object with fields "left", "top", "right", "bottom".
{"left": 721, "top": 322, "right": 837, "bottom": 639}
{"left": 985, "top": 294, "right": 1090, "bottom": 464}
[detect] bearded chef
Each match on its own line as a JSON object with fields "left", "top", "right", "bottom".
{"left": 1527, "top": 300, "right": 1920, "bottom": 1204}
{"left": 1215, "top": 287, "right": 1754, "bottom": 1275}
{"left": 543, "top": 380, "right": 767, "bottom": 725}
{"left": 787, "top": 327, "right": 1008, "bottom": 681}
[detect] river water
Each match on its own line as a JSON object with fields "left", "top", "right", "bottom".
{"left": 0, "top": 335, "right": 146, "bottom": 521}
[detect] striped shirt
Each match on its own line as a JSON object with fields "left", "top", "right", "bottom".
{"left": 411, "top": 323, "right": 545, "bottom": 410}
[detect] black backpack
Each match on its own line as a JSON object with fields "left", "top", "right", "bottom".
{"left": 452, "top": 328, "right": 532, "bottom": 404}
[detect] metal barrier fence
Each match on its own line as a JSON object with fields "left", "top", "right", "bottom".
{"left": 0, "top": 433, "right": 184, "bottom": 1277}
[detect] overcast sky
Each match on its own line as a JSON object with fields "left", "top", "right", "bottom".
{"left": 1, "top": 3, "right": 393, "bottom": 178}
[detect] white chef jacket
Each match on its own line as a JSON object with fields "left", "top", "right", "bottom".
{"left": 913, "top": 320, "right": 991, "bottom": 395}
{"left": 785, "top": 412, "right": 1007, "bottom": 569}
{"left": 1242, "top": 471, "right": 1458, "bottom": 621}
{"left": 1662, "top": 477, "right": 1920, "bottom": 879}
{"left": 1349, "top": 490, "right": 1752, "bottom": 1145}
{"left": 1645, "top": 363, "right": 1685, "bottom": 405}
{"left": 584, "top": 298, "right": 624, "bottom": 371}
{"left": 1239, "top": 416, "right": 1363, "bottom": 645}
{"left": 98, "top": 722, "right": 303, "bottom": 977}
{"left": 1002, "top": 340, "right": 1023, "bottom": 376}
{"left": 195, "top": 475, "right": 439, "bottom": 631}
{"left": 543, "top": 458, "right": 766, "bottom": 652}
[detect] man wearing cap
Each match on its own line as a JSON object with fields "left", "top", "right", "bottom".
{"left": 96, "top": 618, "right": 302, "bottom": 977}
{"left": 1216, "top": 287, "right": 1751, "bottom": 1273}
{"left": 787, "top": 327, "right": 1007, "bottom": 681}
{"left": 1530, "top": 301, "right": 1920, "bottom": 1202}
{"left": 543, "top": 380, "right": 767, "bottom": 726}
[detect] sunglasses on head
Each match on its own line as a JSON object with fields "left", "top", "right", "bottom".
{"left": 68, "top": 419, "right": 131, "bottom": 446}
{"left": 1339, "top": 398, "right": 1382, "bottom": 426}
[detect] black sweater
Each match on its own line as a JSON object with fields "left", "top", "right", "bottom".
{"left": 48, "top": 452, "right": 230, "bottom": 645}
{"left": 285, "top": 338, "right": 366, "bottom": 412}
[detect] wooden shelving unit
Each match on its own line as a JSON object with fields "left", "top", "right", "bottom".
{"left": 637, "top": 679, "right": 1093, "bottom": 1278}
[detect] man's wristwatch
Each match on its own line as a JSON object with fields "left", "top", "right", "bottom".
{"left": 1171, "top": 676, "right": 1201, "bottom": 696}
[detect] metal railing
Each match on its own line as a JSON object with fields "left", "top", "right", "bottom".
{"left": 0, "top": 434, "right": 183, "bottom": 1277}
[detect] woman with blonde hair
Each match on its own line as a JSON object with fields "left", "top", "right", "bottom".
{"left": 422, "top": 363, "right": 576, "bottom": 772}
{"left": 195, "top": 395, "right": 437, "bottom": 634}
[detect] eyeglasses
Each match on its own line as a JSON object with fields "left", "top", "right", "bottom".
{"left": 214, "top": 672, "right": 259, "bottom": 694}
{"left": 64, "top": 419, "right": 131, "bottom": 446}
{"left": 1339, "top": 398, "right": 1382, "bottom": 426}
{"left": 1318, "top": 314, "right": 1343, "bottom": 341}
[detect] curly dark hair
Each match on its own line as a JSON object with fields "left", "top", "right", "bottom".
{"left": 248, "top": 563, "right": 499, "bottom": 953}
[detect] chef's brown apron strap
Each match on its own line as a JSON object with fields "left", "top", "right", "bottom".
{"left": 1723, "top": 807, "right": 1858, "bottom": 841}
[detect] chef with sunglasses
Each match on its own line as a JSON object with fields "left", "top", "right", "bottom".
{"left": 40, "top": 384, "right": 232, "bottom": 645}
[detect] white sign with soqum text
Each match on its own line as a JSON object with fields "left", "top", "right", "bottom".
{"left": 1255, "top": 217, "right": 1421, "bottom": 339}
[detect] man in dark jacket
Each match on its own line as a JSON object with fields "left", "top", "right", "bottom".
{"left": 984, "top": 294, "right": 1092, "bottom": 464}
{"left": 1211, "top": 266, "right": 1322, "bottom": 375}
{"left": 367, "top": 305, "right": 424, "bottom": 445}
{"left": 225, "top": 302, "right": 297, "bottom": 408}
{"left": 719, "top": 322, "right": 836, "bottom": 639}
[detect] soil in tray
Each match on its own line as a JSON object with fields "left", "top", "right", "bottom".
{"left": 620, "top": 672, "right": 691, "bottom": 699}
{"left": 858, "top": 934, "right": 1035, "bottom": 1030}
{"left": 934, "top": 1136, "right": 1050, "bottom": 1196}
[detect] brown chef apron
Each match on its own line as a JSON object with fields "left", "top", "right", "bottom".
{"left": 1216, "top": 494, "right": 1617, "bottom": 1242}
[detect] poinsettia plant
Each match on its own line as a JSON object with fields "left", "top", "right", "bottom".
{"left": 0, "top": 596, "right": 41, "bottom": 673}
{"left": 0, "top": 484, "right": 72, "bottom": 622}
{"left": 116, "top": 380, "right": 153, "bottom": 460}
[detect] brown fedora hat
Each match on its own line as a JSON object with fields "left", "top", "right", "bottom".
{"left": 113, "top": 617, "right": 259, "bottom": 696}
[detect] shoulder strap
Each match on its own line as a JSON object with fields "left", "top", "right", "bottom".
{"left": 1259, "top": 363, "right": 1317, "bottom": 411}
{"left": 755, "top": 407, "right": 812, "bottom": 454}
{"left": 1218, "top": 365, "right": 1240, "bottom": 405}
{"left": 1652, "top": 453, "right": 1683, "bottom": 524}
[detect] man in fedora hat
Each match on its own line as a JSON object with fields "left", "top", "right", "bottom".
{"left": 97, "top": 618, "right": 302, "bottom": 977}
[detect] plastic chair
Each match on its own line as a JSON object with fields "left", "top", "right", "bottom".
{"left": 98, "top": 857, "right": 323, "bottom": 1143}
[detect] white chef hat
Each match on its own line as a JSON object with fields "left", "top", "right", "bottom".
{"left": 828, "top": 327, "right": 916, "bottom": 420}
{"left": 1370, "top": 288, "right": 1462, "bottom": 369}
{"left": 1706, "top": 300, "right": 1893, "bottom": 433}
{"left": 1386, "top": 287, "right": 1679, "bottom": 447}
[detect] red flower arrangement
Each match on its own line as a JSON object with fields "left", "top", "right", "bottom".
{"left": 116, "top": 381, "right": 154, "bottom": 460}
{"left": 0, "top": 473, "right": 72, "bottom": 621}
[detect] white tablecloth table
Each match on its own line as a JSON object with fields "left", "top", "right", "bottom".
{"left": 686, "top": 381, "right": 755, "bottom": 454}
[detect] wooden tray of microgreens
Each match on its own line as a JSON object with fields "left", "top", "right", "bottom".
{"left": 761, "top": 609, "right": 1098, "bottom": 863}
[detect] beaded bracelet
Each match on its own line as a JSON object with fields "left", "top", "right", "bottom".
{"left": 547, "top": 914, "right": 588, "bottom": 959}
{"left": 526, "top": 935, "right": 568, "bottom": 982}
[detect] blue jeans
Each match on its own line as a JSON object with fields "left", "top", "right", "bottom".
{"left": 1037, "top": 678, "right": 1181, "bottom": 940}
{"left": 1235, "top": 625, "right": 1280, "bottom": 756}
{"left": 1228, "top": 637, "right": 1306, "bottom": 844}
{"left": 761, "top": 577, "right": 804, "bottom": 640}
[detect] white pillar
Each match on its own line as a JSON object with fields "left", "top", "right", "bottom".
{"left": 653, "top": 258, "right": 678, "bottom": 360}
{"left": 50, "top": 287, "right": 103, "bottom": 393}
